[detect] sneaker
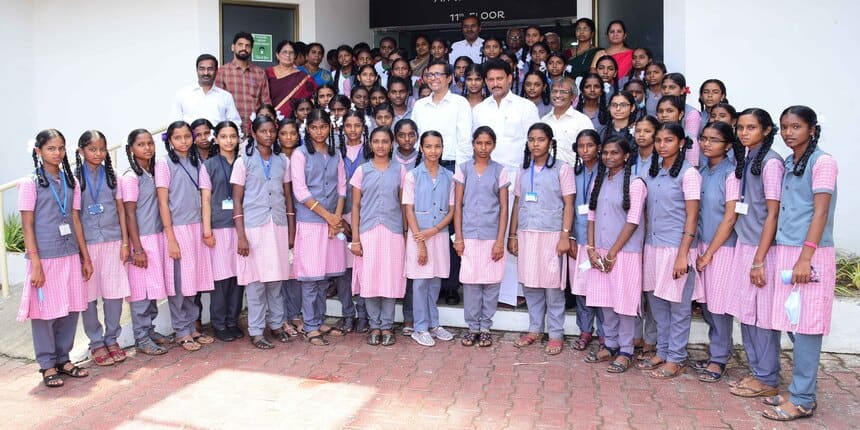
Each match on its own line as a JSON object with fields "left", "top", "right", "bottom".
{"left": 429, "top": 326, "right": 454, "bottom": 341}
{"left": 411, "top": 331, "right": 435, "bottom": 347}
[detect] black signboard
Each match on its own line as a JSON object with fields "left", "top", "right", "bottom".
{"left": 369, "top": 0, "right": 576, "bottom": 28}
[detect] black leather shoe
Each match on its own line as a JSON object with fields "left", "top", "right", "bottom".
{"left": 214, "top": 328, "right": 236, "bottom": 342}
{"left": 228, "top": 326, "right": 245, "bottom": 339}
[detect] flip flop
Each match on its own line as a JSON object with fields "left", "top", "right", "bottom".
{"left": 513, "top": 333, "right": 541, "bottom": 348}
{"left": 650, "top": 362, "right": 685, "bottom": 379}
{"left": 761, "top": 402, "right": 816, "bottom": 421}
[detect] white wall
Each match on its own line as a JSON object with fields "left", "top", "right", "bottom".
{"left": 314, "top": 0, "right": 372, "bottom": 50}
{"left": 665, "top": 0, "right": 860, "bottom": 251}
{"left": 0, "top": 1, "right": 36, "bottom": 185}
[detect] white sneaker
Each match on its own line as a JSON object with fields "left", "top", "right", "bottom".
{"left": 411, "top": 331, "right": 435, "bottom": 347}
{"left": 429, "top": 326, "right": 454, "bottom": 341}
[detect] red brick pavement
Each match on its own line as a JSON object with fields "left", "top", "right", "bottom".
{"left": 2, "top": 329, "right": 859, "bottom": 429}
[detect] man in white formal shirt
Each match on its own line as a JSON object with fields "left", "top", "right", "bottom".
{"left": 541, "top": 77, "right": 594, "bottom": 167}
{"left": 171, "top": 54, "right": 241, "bottom": 128}
{"left": 449, "top": 16, "right": 484, "bottom": 65}
{"left": 411, "top": 59, "right": 473, "bottom": 168}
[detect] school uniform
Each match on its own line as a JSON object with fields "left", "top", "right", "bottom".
{"left": 351, "top": 160, "right": 407, "bottom": 331}
{"left": 582, "top": 108, "right": 605, "bottom": 137}
{"left": 394, "top": 150, "right": 419, "bottom": 170}
{"left": 291, "top": 145, "right": 347, "bottom": 333}
{"left": 645, "top": 88, "right": 661, "bottom": 117}
{"left": 403, "top": 164, "right": 455, "bottom": 333}
{"left": 79, "top": 165, "right": 130, "bottom": 350}
{"left": 154, "top": 156, "right": 215, "bottom": 339}
{"left": 338, "top": 143, "right": 368, "bottom": 322}
{"left": 17, "top": 172, "right": 87, "bottom": 370}
{"left": 683, "top": 104, "right": 702, "bottom": 167}
{"left": 230, "top": 149, "right": 293, "bottom": 337}
{"left": 394, "top": 150, "right": 418, "bottom": 323}
{"left": 120, "top": 170, "right": 169, "bottom": 343}
{"left": 631, "top": 152, "right": 658, "bottom": 345}
{"left": 695, "top": 158, "right": 740, "bottom": 366}
{"left": 515, "top": 162, "right": 575, "bottom": 339}
{"left": 568, "top": 163, "right": 605, "bottom": 338}
{"left": 585, "top": 172, "right": 647, "bottom": 356}
{"left": 642, "top": 161, "right": 701, "bottom": 364}
{"left": 770, "top": 149, "right": 838, "bottom": 409}
{"left": 454, "top": 160, "right": 510, "bottom": 333}
{"left": 199, "top": 156, "right": 243, "bottom": 333}
{"left": 726, "top": 149, "right": 784, "bottom": 388}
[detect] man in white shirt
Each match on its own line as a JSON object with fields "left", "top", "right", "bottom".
{"left": 471, "top": 58, "right": 540, "bottom": 306}
{"left": 171, "top": 54, "right": 242, "bottom": 128}
{"left": 449, "top": 16, "right": 484, "bottom": 64}
{"left": 411, "top": 59, "right": 473, "bottom": 168}
{"left": 506, "top": 27, "right": 524, "bottom": 61}
{"left": 541, "top": 77, "right": 594, "bottom": 167}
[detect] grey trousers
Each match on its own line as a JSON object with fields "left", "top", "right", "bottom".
{"left": 301, "top": 280, "right": 328, "bottom": 333}
{"left": 402, "top": 279, "right": 413, "bottom": 322}
{"left": 523, "top": 286, "right": 566, "bottom": 339}
{"left": 129, "top": 299, "right": 159, "bottom": 341}
{"left": 701, "top": 304, "right": 734, "bottom": 365}
{"left": 463, "top": 283, "right": 500, "bottom": 332}
{"left": 412, "top": 278, "right": 442, "bottom": 332}
{"left": 336, "top": 268, "right": 367, "bottom": 319}
{"left": 210, "top": 276, "right": 243, "bottom": 330}
{"left": 650, "top": 273, "right": 695, "bottom": 363}
{"left": 168, "top": 293, "right": 199, "bottom": 339}
{"left": 364, "top": 297, "right": 396, "bottom": 330}
{"left": 741, "top": 323, "right": 782, "bottom": 387}
{"left": 602, "top": 307, "right": 636, "bottom": 355}
{"left": 789, "top": 333, "right": 823, "bottom": 408}
{"left": 282, "top": 279, "right": 302, "bottom": 321}
{"left": 81, "top": 298, "right": 123, "bottom": 349}
{"left": 246, "top": 280, "right": 284, "bottom": 337}
{"left": 31, "top": 313, "right": 79, "bottom": 370}
{"left": 634, "top": 292, "right": 658, "bottom": 344}
{"left": 575, "top": 295, "right": 605, "bottom": 336}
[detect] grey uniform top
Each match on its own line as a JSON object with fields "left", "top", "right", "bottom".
{"left": 644, "top": 161, "right": 697, "bottom": 247}
{"left": 733, "top": 147, "right": 783, "bottom": 246}
{"left": 234, "top": 149, "right": 290, "bottom": 228}
{"left": 777, "top": 149, "right": 836, "bottom": 247}
{"left": 697, "top": 157, "right": 737, "bottom": 247}
{"left": 161, "top": 155, "right": 202, "bottom": 226}
{"left": 518, "top": 163, "right": 564, "bottom": 232}
{"left": 455, "top": 160, "right": 509, "bottom": 240}
{"left": 357, "top": 160, "right": 403, "bottom": 235}
{"left": 203, "top": 154, "right": 235, "bottom": 229}
{"left": 124, "top": 170, "right": 163, "bottom": 236}
{"left": 573, "top": 164, "right": 597, "bottom": 243}
{"left": 28, "top": 172, "right": 80, "bottom": 259}
{"left": 80, "top": 165, "right": 122, "bottom": 244}
{"left": 412, "top": 163, "right": 454, "bottom": 231}
{"left": 294, "top": 145, "right": 344, "bottom": 224}
{"left": 592, "top": 172, "right": 646, "bottom": 252}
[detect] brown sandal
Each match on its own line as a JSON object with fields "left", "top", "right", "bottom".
{"left": 571, "top": 332, "right": 593, "bottom": 351}
{"left": 514, "top": 332, "right": 541, "bottom": 348}
{"left": 320, "top": 324, "right": 345, "bottom": 337}
{"left": 178, "top": 337, "right": 202, "bottom": 352}
{"left": 192, "top": 333, "right": 215, "bottom": 345}
{"left": 545, "top": 339, "right": 564, "bottom": 355}
{"left": 283, "top": 322, "right": 300, "bottom": 337}
{"left": 91, "top": 346, "right": 115, "bottom": 366}
{"left": 305, "top": 330, "right": 329, "bottom": 346}
{"left": 478, "top": 332, "right": 493, "bottom": 348}
{"left": 650, "top": 362, "right": 685, "bottom": 379}
{"left": 105, "top": 343, "right": 127, "bottom": 362}
{"left": 636, "top": 356, "right": 665, "bottom": 370}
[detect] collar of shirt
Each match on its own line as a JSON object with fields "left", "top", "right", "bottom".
{"left": 419, "top": 89, "right": 458, "bottom": 107}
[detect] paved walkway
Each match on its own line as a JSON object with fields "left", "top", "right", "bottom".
{"left": 2, "top": 329, "right": 859, "bottom": 430}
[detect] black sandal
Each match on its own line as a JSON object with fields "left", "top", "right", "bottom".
{"left": 320, "top": 325, "right": 345, "bottom": 337}
{"left": 40, "top": 368, "right": 64, "bottom": 388}
{"left": 585, "top": 347, "right": 617, "bottom": 363}
{"left": 607, "top": 353, "right": 633, "bottom": 373}
{"left": 305, "top": 330, "right": 329, "bottom": 346}
{"left": 461, "top": 332, "right": 478, "bottom": 347}
{"left": 381, "top": 330, "right": 395, "bottom": 346}
{"left": 55, "top": 361, "right": 88, "bottom": 378}
{"left": 251, "top": 335, "right": 274, "bottom": 349}
{"left": 271, "top": 328, "right": 291, "bottom": 343}
{"left": 367, "top": 330, "right": 381, "bottom": 346}
{"left": 698, "top": 362, "right": 727, "bottom": 383}
{"left": 478, "top": 332, "right": 493, "bottom": 348}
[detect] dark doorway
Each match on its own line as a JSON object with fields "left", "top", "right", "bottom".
{"left": 596, "top": 0, "right": 664, "bottom": 61}
{"left": 220, "top": 2, "right": 297, "bottom": 68}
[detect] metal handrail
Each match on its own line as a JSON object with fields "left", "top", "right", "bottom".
{"left": 0, "top": 126, "right": 167, "bottom": 296}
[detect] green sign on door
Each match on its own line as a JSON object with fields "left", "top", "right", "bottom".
{"left": 252, "top": 33, "right": 273, "bottom": 62}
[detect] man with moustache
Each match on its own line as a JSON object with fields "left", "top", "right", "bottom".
{"left": 541, "top": 77, "right": 593, "bottom": 167}
{"left": 450, "top": 15, "right": 484, "bottom": 64}
{"left": 472, "top": 58, "right": 540, "bottom": 307}
{"left": 215, "top": 31, "right": 270, "bottom": 132}
{"left": 172, "top": 53, "right": 241, "bottom": 129}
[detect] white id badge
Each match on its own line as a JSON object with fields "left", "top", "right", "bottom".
{"left": 735, "top": 202, "right": 749, "bottom": 215}
{"left": 221, "top": 198, "right": 234, "bottom": 210}
{"left": 525, "top": 192, "right": 538, "bottom": 202}
{"left": 577, "top": 204, "right": 589, "bottom": 215}
{"left": 578, "top": 259, "right": 592, "bottom": 272}
{"left": 58, "top": 223, "right": 72, "bottom": 236}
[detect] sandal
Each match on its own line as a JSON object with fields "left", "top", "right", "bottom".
{"left": 461, "top": 332, "right": 478, "bottom": 347}
{"left": 90, "top": 346, "right": 115, "bottom": 366}
{"left": 251, "top": 335, "right": 274, "bottom": 350}
{"left": 367, "top": 330, "right": 381, "bottom": 346}
{"left": 149, "top": 331, "right": 175, "bottom": 345}
{"left": 178, "top": 337, "right": 201, "bottom": 352}
{"left": 283, "top": 322, "right": 300, "bottom": 337}
{"left": 478, "top": 332, "right": 493, "bottom": 348}
{"left": 545, "top": 338, "right": 564, "bottom": 355}
{"left": 762, "top": 395, "right": 787, "bottom": 407}
{"left": 571, "top": 332, "right": 593, "bottom": 351}
{"left": 698, "top": 362, "right": 727, "bottom": 383}
{"left": 514, "top": 333, "right": 542, "bottom": 348}
{"left": 105, "top": 344, "right": 127, "bottom": 362}
{"left": 607, "top": 354, "right": 633, "bottom": 373}
{"left": 635, "top": 344, "right": 656, "bottom": 360}
{"left": 762, "top": 402, "right": 816, "bottom": 422}
{"left": 290, "top": 319, "right": 305, "bottom": 334}
{"left": 728, "top": 375, "right": 753, "bottom": 389}
{"left": 381, "top": 330, "right": 396, "bottom": 346}
{"left": 650, "top": 361, "right": 685, "bottom": 379}
{"left": 305, "top": 330, "right": 329, "bottom": 346}
{"left": 730, "top": 382, "right": 779, "bottom": 398}
{"left": 341, "top": 317, "right": 356, "bottom": 333}
{"left": 320, "top": 324, "right": 345, "bottom": 337}
{"left": 192, "top": 333, "right": 215, "bottom": 345}
{"left": 585, "top": 347, "right": 617, "bottom": 363}
{"left": 136, "top": 339, "right": 167, "bottom": 356}
{"left": 55, "top": 361, "right": 89, "bottom": 378}
{"left": 271, "top": 328, "right": 291, "bottom": 343}
{"left": 40, "top": 368, "right": 64, "bottom": 388}
{"left": 636, "top": 356, "right": 665, "bottom": 370}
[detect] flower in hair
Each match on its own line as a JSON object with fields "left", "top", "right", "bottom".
{"left": 539, "top": 61, "right": 547, "bottom": 73}
{"left": 350, "top": 102, "right": 357, "bottom": 111}
{"left": 324, "top": 106, "right": 331, "bottom": 113}
{"left": 161, "top": 132, "right": 168, "bottom": 142}
{"left": 603, "top": 82, "right": 612, "bottom": 95}
{"left": 565, "top": 65, "right": 573, "bottom": 74}
{"left": 26, "top": 138, "right": 37, "bottom": 155}
{"left": 276, "top": 111, "right": 285, "bottom": 121}
{"left": 517, "top": 59, "right": 526, "bottom": 71}
{"left": 250, "top": 112, "right": 257, "bottom": 122}
{"left": 684, "top": 86, "right": 690, "bottom": 95}
{"left": 364, "top": 116, "right": 373, "bottom": 130}
{"left": 299, "top": 121, "right": 307, "bottom": 137}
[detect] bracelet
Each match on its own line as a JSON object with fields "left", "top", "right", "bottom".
{"left": 508, "top": 236, "right": 517, "bottom": 240}
{"left": 803, "top": 240, "right": 818, "bottom": 249}
{"left": 568, "top": 236, "right": 576, "bottom": 241}
{"left": 26, "top": 249, "right": 38, "bottom": 255}
{"left": 683, "top": 231, "right": 696, "bottom": 238}
{"left": 310, "top": 201, "right": 320, "bottom": 211}
{"left": 562, "top": 228, "right": 570, "bottom": 233}
{"left": 586, "top": 245, "right": 595, "bottom": 250}
{"left": 121, "top": 243, "right": 129, "bottom": 248}
{"left": 349, "top": 242, "right": 361, "bottom": 247}
{"left": 750, "top": 262, "right": 764, "bottom": 269}
{"left": 605, "top": 255, "right": 616, "bottom": 262}
{"left": 232, "top": 214, "right": 244, "bottom": 220}
{"left": 286, "top": 212, "right": 296, "bottom": 216}
{"left": 133, "top": 249, "right": 145, "bottom": 255}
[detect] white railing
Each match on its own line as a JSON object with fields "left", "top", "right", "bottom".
{"left": 0, "top": 126, "right": 167, "bottom": 296}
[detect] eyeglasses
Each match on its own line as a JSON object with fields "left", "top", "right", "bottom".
{"left": 280, "top": 51, "right": 296, "bottom": 56}
{"left": 550, "top": 89, "right": 572, "bottom": 95}
{"left": 699, "top": 136, "right": 726, "bottom": 144}
{"left": 425, "top": 72, "right": 447, "bottom": 80}
{"left": 610, "top": 102, "right": 631, "bottom": 109}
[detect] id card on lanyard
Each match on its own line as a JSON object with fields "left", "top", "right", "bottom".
{"left": 577, "top": 168, "right": 595, "bottom": 215}
{"left": 736, "top": 156, "right": 750, "bottom": 215}
{"left": 525, "top": 162, "right": 540, "bottom": 202}
{"left": 83, "top": 166, "right": 105, "bottom": 215}
{"left": 44, "top": 168, "right": 72, "bottom": 236}
{"left": 218, "top": 155, "right": 234, "bottom": 210}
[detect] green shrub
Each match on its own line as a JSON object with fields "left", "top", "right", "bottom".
{"left": 4, "top": 214, "right": 25, "bottom": 253}
{"left": 836, "top": 254, "right": 860, "bottom": 297}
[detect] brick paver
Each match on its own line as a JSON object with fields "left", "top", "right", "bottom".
{"left": 2, "top": 329, "right": 859, "bottom": 429}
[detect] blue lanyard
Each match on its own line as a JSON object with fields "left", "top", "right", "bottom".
{"left": 43, "top": 168, "right": 68, "bottom": 217}
{"left": 259, "top": 154, "right": 272, "bottom": 180}
{"left": 529, "top": 161, "right": 537, "bottom": 193}
{"left": 578, "top": 167, "right": 595, "bottom": 205}
{"left": 218, "top": 155, "right": 233, "bottom": 198}
{"left": 740, "top": 155, "right": 751, "bottom": 202}
{"left": 177, "top": 159, "right": 199, "bottom": 188}
{"left": 82, "top": 165, "right": 104, "bottom": 204}
{"left": 634, "top": 154, "right": 639, "bottom": 176}
{"left": 343, "top": 148, "right": 363, "bottom": 179}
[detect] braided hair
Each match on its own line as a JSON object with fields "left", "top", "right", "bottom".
{"left": 595, "top": 54, "right": 620, "bottom": 98}
{"left": 576, "top": 73, "right": 609, "bottom": 126}
{"left": 304, "top": 108, "right": 336, "bottom": 156}
{"left": 650, "top": 122, "right": 689, "bottom": 178}
{"left": 780, "top": 105, "right": 820, "bottom": 176}
{"left": 602, "top": 91, "right": 638, "bottom": 144}
{"left": 738, "top": 108, "right": 776, "bottom": 176}
{"left": 339, "top": 110, "right": 369, "bottom": 159}
{"left": 662, "top": 73, "right": 689, "bottom": 105}
{"left": 164, "top": 121, "right": 200, "bottom": 167}
{"left": 75, "top": 130, "right": 117, "bottom": 191}
{"left": 589, "top": 135, "right": 635, "bottom": 211}
{"left": 332, "top": 45, "right": 354, "bottom": 95}
{"left": 367, "top": 126, "right": 394, "bottom": 160}
{"left": 462, "top": 63, "right": 487, "bottom": 97}
{"left": 521, "top": 69, "right": 551, "bottom": 106}
{"left": 210, "top": 121, "right": 241, "bottom": 159}
{"left": 573, "top": 129, "right": 601, "bottom": 175}
{"left": 526, "top": 41, "right": 551, "bottom": 75}
{"left": 32, "top": 129, "right": 75, "bottom": 188}
{"left": 126, "top": 129, "right": 155, "bottom": 177}
{"left": 701, "top": 121, "right": 744, "bottom": 179}
{"left": 522, "top": 123, "right": 557, "bottom": 169}
{"left": 314, "top": 83, "right": 338, "bottom": 109}
{"left": 698, "top": 79, "right": 729, "bottom": 114}
{"left": 244, "top": 114, "right": 282, "bottom": 156}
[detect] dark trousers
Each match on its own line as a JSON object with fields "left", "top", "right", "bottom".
{"left": 439, "top": 159, "right": 460, "bottom": 295}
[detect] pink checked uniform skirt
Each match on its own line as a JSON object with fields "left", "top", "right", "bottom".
{"left": 585, "top": 250, "right": 643, "bottom": 316}
{"left": 770, "top": 245, "right": 836, "bottom": 335}
{"left": 163, "top": 223, "right": 214, "bottom": 296}
{"left": 237, "top": 220, "right": 291, "bottom": 285}
{"left": 85, "top": 240, "right": 131, "bottom": 302}
{"left": 459, "top": 239, "right": 506, "bottom": 284}
{"left": 293, "top": 221, "right": 346, "bottom": 280}
{"left": 725, "top": 243, "right": 776, "bottom": 329}
{"left": 210, "top": 228, "right": 238, "bottom": 281}
{"left": 405, "top": 228, "right": 450, "bottom": 279}
{"left": 127, "top": 233, "right": 168, "bottom": 302}
{"left": 352, "top": 224, "right": 406, "bottom": 298}
{"left": 517, "top": 231, "right": 566, "bottom": 289}
{"left": 568, "top": 244, "right": 590, "bottom": 295}
{"left": 18, "top": 256, "right": 88, "bottom": 322}
{"left": 693, "top": 242, "right": 734, "bottom": 314}
{"left": 643, "top": 245, "right": 701, "bottom": 302}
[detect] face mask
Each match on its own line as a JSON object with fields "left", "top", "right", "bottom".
{"left": 784, "top": 286, "right": 802, "bottom": 329}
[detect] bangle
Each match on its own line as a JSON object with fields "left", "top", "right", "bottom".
{"left": 232, "top": 214, "right": 244, "bottom": 220}
{"left": 605, "top": 255, "right": 616, "bottom": 262}
{"left": 133, "top": 249, "right": 145, "bottom": 255}
{"left": 454, "top": 240, "right": 464, "bottom": 244}
{"left": 568, "top": 236, "right": 576, "bottom": 241}
{"left": 586, "top": 245, "right": 595, "bottom": 250}
{"left": 750, "top": 262, "right": 764, "bottom": 269}
{"left": 508, "top": 236, "right": 517, "bottom": 240}
{"left": 562, "top": 228, "right": 570, "bottom": 233}
{"left": 286, "top": 212, "right": 296, "bottom": 216}
{"left": 803, "top": 240, "right": 818, "bottom": 249}
{"left": 310, "top": 201, "right": 320, "bottom": 211}
{"left": 26, "top": 249, "right": 38, "bottom": 255}
{"left": 121, "top": 243, "right": 129, "bottom": 248}
{"left": 683, "top": 231, "right": 696, "bottom": 238}
{"left": 349, "top": 242, "right": 361, "bottom": 247}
